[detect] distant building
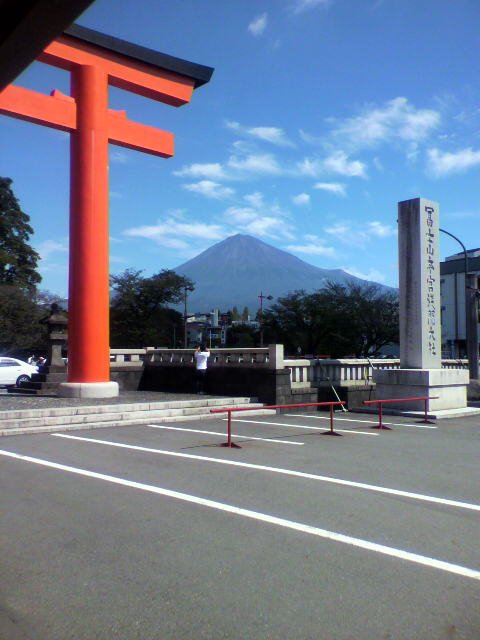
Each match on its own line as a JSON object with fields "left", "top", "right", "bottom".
{"left": 186, "top": 309, "right": 226, "bottom": 347}
{"left": 440, "top": 249, "right": 480, "bottom": 357}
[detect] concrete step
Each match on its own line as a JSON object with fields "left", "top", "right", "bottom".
{"left": 0, "top": 408, "right": 277, "bottom": 437}
{"left": 0, "top": 396, "right": 256, "bottom": 421}
{"left": 0, "top": 402, "right": 269, "bottom": 429}
{"left": 0, "top": 397, "right": 277, "bottom": 436}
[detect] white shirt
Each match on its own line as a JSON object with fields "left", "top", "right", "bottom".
{"left": 194, "top": 350, "right": 210, "bottom": 370}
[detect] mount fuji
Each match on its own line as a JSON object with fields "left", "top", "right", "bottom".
{"left": 174, "top": 234, "right": 389, "bottom": 314}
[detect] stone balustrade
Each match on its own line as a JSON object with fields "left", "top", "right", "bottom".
{"left": 109, "top": 347, "right": 469, "bottom": 386}
{"left": 141, "top": 344, "right": 284, "bottom": 369}
{"left": 285, "top": 357, "right": 469, "bottom": 388}
{"left": 109, "top": 348, "right": 147, "bottom": 365}
{"left": 285, "top": 358, "right": 401, "bottom": 388}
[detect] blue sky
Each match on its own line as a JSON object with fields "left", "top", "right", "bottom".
{"left": 1, "top": 0, "right": 479, "bottom": 299}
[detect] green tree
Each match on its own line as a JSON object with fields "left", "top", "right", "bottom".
{"left": 0, "top": 177, "right": 41, "bottom": 291}
{"left": 265, "top": 289, "right": 333, "bottom": 356}
{"left": 322, "top": 282, "right": 399, "bottom": 357}
{"left": 226, "top": 324, "right": 256, "bottom": 347}
{"left": 265, "top": 282, "right": 398, "bottom": 357}
{"left": 231, "top": 306, "right": 240, "bottom": 321}
{"left": 109, "top": 269, "right": 194, "bottom": 347}
{"left": 0, "top": 286, "right": 46, "bottom": 356}
{"left": 241, "top": 306, "right": 250, "bottom": 321}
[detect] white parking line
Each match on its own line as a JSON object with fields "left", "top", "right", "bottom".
{"left": 284, "top": 414, "right": 438, "bottom": 429}
{"left": 1, "top": 447, "right": 479, "bottom": 582}
{"left": 51, "top": 434, "right": 480, "bottom": 513}
{"left": 228, "top": 418, "right": 379, "bottom": 436}
{"left": 147, "top": 424, "right": 304, "bottom": 445}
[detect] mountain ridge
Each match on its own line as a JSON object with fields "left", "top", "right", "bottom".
{"left": 174, "top": 234, "right": 390, "bottom": 313}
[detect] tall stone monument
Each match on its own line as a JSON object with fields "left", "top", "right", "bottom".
{"left": 374, "top": 198, "right": 469, "bottom": 412}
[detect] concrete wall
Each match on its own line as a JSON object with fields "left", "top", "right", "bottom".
{"left": 317, "top": 383, "right": 374, "bottom": 409}
{"left": 110, "top": 367, "right": 143, "bottom": 392}
{"left": 122, "top": 363, "right": 318, "bottom": 409}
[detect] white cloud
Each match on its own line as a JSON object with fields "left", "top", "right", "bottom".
{"left": 286, "top": 236, "right": 336, "bottom": 257}
{"left": 183, "top": 180, "right": 235, "bottom": 199}
{"left": 323, "top": 151, "right": 367, "bottom": 177}
{"left": 426, "top": 147, "right": 480, "bottom": 177}
{"left": 224, "top": 196, "right": 294, "bottom": 240}
{"left": 227, "top": 153, "right": 282, "bottom": 175}
{"left": 297, "top": 152, "right": 366, "bottom": 178}
{"left": 314, "top": 182, "right": 346, "bottom": 196}
{"left": 226, "top": 121, "right": 294, "bottom": 147}
{"left": 366, "top": 221, "right": 396, "bottom": 237}
{"left": 298, "top": 129, "right": 323, "bottom": 145}
{"left": 124, "top": 219, "right": 225, "bottom": 245}
{"left": 244, "top": 192, "right": 265, "bottom": 208}
{"left": 324, "top": 223, "right": 351, "bottom": 241}
{"left": 341, "top": 266, "right": 387, "bottom": 283}
{"left": 244, "top": 216, "right": 288, "bottom": 237}
{"left": 36, "top": 239, "right": 68, "bottom": 260}
{"left": 248, "top": 13, "right": 268, "bottom": 36}
{"left": 174, "top": 162, "right": 227, "bottom": 180}
{"left": 248, "top": 126, "right": 294, "bottom": 147}
{"left": 225, "top": 206, "right": 258, "bottom": 224}
{"left": 296, "top": 157, "right": 323, "bottom": 177}
{"left": 292, "top": 193, "right": 311, "bottom": 205}
{"left": 292, "top": 0, "right": 331, "bottom": 14}
{"left": 330, "top": 97, "right": 440, "bottom": 150}
{"left": 323, "top": 219, "right": 396, "bottom": 248}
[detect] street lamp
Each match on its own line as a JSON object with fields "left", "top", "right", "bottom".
{"left": 258, "top": 291, "right": 273, "bottom": 348}
{"left": 440, "top": 228, "right": 479, "bottom": 380}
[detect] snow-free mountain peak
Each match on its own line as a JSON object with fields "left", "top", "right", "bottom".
{"left": 174, "top": 234, "right": 387, "bottom": 313}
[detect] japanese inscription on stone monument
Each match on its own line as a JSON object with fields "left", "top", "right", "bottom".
{"left": 398, "top": 198, "right": 441, "bottom": 370}
{"left": 425, "top": 205, "right": 437, "bottom": 357}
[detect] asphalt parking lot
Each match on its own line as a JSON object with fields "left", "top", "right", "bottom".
{"left": 1, "top": 410, "right": 479, "bottom": 640}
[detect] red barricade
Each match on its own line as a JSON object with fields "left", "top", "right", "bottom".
{"left": 210, "top": 401, "right": 346, "bottom": 448}
{"left": 362, "top": 396, "right": 438, "bottom": 429}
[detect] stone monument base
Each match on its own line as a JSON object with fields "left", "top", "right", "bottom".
{"left": 373, "top": 368, "right": 469, "bottom": 411}
{"left": 58, "top": 381, "right": 119, "bottom": 398}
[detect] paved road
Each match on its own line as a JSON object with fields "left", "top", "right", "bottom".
{"left": 1, "top": 411, "right": 479, "bottom": 639}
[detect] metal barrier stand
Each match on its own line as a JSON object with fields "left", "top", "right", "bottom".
{"left": 210, "top": 401, "right": 346, "bottom": 448}
{"left": 362, "top": 396, "right": 439, "bottom": 429}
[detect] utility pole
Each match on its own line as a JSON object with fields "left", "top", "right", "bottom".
{"left": 258, "top": 291, "right": 273, "bottom": 348}
{"left": 183, "top": 286, "right": 188, "bottom": 349}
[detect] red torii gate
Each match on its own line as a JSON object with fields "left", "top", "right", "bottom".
{"left": 0, "top": 25, "right": 213, "bottom": 397}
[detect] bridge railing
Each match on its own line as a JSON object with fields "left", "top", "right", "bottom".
{"left": 284, "top": 357, "right": 468, "bottom": 388}
{"left": 108, "top": 348, "right": 469, "bottom": 385}
{"left": 109, "top": 348, "right": 147, "bottom": 366}
{"left": 114, "top": 344, "right": 285, "bottom": 370}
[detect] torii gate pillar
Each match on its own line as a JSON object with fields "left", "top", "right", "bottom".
{"left": 0, "top": 25, "right": 213, "bottom": 397}
{"left": 68, "top": 64, "right": 112, "bottom": 394}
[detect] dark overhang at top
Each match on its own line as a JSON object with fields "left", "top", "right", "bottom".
{"left": 0, "top": 0, "right": 95, "bottom": 91}
{"left": 440, "top": 255, "right": 480, "bottom": 275}
{"left": 63, "top": 24, "right": 214, "bottom": 89}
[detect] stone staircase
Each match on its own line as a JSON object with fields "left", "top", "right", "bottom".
{"left": 0, "top": 396, "right": 276, "bottom": 436}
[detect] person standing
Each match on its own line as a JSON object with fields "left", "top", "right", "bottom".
{"left": 194, "top": 344, "right": 210, "bottom": 394}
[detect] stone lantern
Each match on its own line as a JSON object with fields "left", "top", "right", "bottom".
{"left": 45, "top": 303, "right": 68, "bottom": 368}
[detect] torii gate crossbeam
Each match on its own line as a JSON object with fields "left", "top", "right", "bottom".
{"left": 0, "top": 24, "right": 213, "bottom": 397}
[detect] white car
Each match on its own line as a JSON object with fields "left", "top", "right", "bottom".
{"left": 0, "top": 357, "right": 39, "bottom": 387}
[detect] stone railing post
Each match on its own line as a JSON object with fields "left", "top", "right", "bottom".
{"left": 269, "top": 344, "right": 284, "bottom": 370}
